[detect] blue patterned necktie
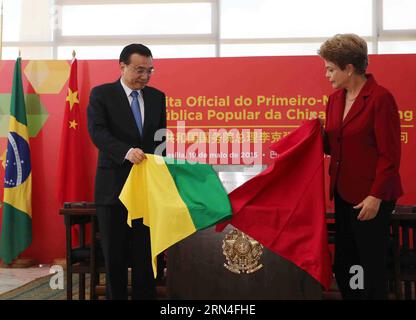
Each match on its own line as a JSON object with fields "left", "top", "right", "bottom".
{"left": 130, "top": 90, "right": 143, "bottom": 136}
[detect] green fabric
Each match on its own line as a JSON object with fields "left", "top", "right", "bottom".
{"left": 0, "top": 203, "right": 32, "bottom": 264}
{"left": 10, "top": 58, "right": 27, "bottom": 125}
{"left": 165, "top": 159, "right": 232, "bottom": 229}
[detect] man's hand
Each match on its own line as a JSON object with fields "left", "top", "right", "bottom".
{"left": 126, "top": 148, "right": 147, "bottom": 164}
{"left": 354, "top": 195, "right": 382, "bottom": 221}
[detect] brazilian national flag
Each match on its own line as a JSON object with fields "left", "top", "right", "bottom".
{"left": 0, "top": 57, "right": 32, "bottom": 264}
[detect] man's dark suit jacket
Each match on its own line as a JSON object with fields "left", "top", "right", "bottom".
{"left": 325, "top": 74, "right": 403, "bottom": 204}
{"left": 87, "top": 79, "right": 166, "bottom": 205}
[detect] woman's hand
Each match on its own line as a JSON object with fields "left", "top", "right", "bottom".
{"left": 309, "top": 114, "right": 324, "bottom": 126}
{"left": 354, "top": 195, "right": 382, "bottom": 221}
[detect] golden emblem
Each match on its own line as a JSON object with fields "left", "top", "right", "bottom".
{"left": 222, "top": 228, "right": 263, "bottom": 274}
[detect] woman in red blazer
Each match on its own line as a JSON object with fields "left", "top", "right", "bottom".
{"left": 318, "top": 34, "right": 403, "bottom": 300}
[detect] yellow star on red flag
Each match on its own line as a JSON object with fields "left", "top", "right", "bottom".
{"left": 66, "top": 88, "right": 79, "bottom": 111}
{"left": 69, "top": 120, "right": 78, "bottom": 129}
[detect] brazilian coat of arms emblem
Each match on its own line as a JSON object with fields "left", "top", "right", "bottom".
{"left": 222, "top": 228, "right": 263, "bottom": 274}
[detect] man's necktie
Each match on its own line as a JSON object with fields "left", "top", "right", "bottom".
{"left": 130, "top": 90, "right": 143, "bottom": 136}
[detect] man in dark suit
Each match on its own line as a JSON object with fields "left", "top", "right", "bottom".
{"left": 87, "top": 44, "right": 166, "bottom": 300}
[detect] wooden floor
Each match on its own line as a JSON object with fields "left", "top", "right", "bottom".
{"left": 1, "top": 267, "right": 411, "bottom": 300}
{"left": 0, "top": 266, "right": 50, "bottom": 295}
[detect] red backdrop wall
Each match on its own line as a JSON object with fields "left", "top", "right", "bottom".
{"left": 0, "top": 54, "right": 415, "bottom": 263}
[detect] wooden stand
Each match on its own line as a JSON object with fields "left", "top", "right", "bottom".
{"left": 52, "top": 258, "right": 67, "bottom": 269}
{"left": 167, "top": 225, "right": 323, "bottom": 299}
{"left": 0, "top": 258, "right": 36, "bottom": 268}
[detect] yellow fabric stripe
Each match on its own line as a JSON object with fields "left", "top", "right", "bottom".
{"left": 3, "top": 174, "right": 32, "bottom": 217}
{"left": 119, "top": 154, "right": 197, "bottom": 277}
{"left": 9, "top": 116, "right": 29, "bottom": 142}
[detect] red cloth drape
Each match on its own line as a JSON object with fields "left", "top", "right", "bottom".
{"left": 217, "top": 119, "right": 332, "bottom": 290}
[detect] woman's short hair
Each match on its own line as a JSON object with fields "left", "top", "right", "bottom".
{"left": 318, "top": 34, "right": 368, "bottom": 74}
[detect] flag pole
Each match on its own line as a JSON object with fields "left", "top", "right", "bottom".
{"left": 0, "top": 0, "right": 4, "bottom": 60}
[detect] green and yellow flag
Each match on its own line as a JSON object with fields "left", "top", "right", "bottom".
{"left": 120, "top": 154, "right": 231, "bottom": 276}
{"left": 0, "top": 57, "right": 32, "bottom": 264}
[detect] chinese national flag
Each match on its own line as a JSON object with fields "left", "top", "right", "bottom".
{"left": 57, "top": 58, "right": 92, "bottom": 245}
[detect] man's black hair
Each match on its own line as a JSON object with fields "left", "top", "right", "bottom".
{"left": 119, "top": 44, "right": 152, "bottom": 64}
